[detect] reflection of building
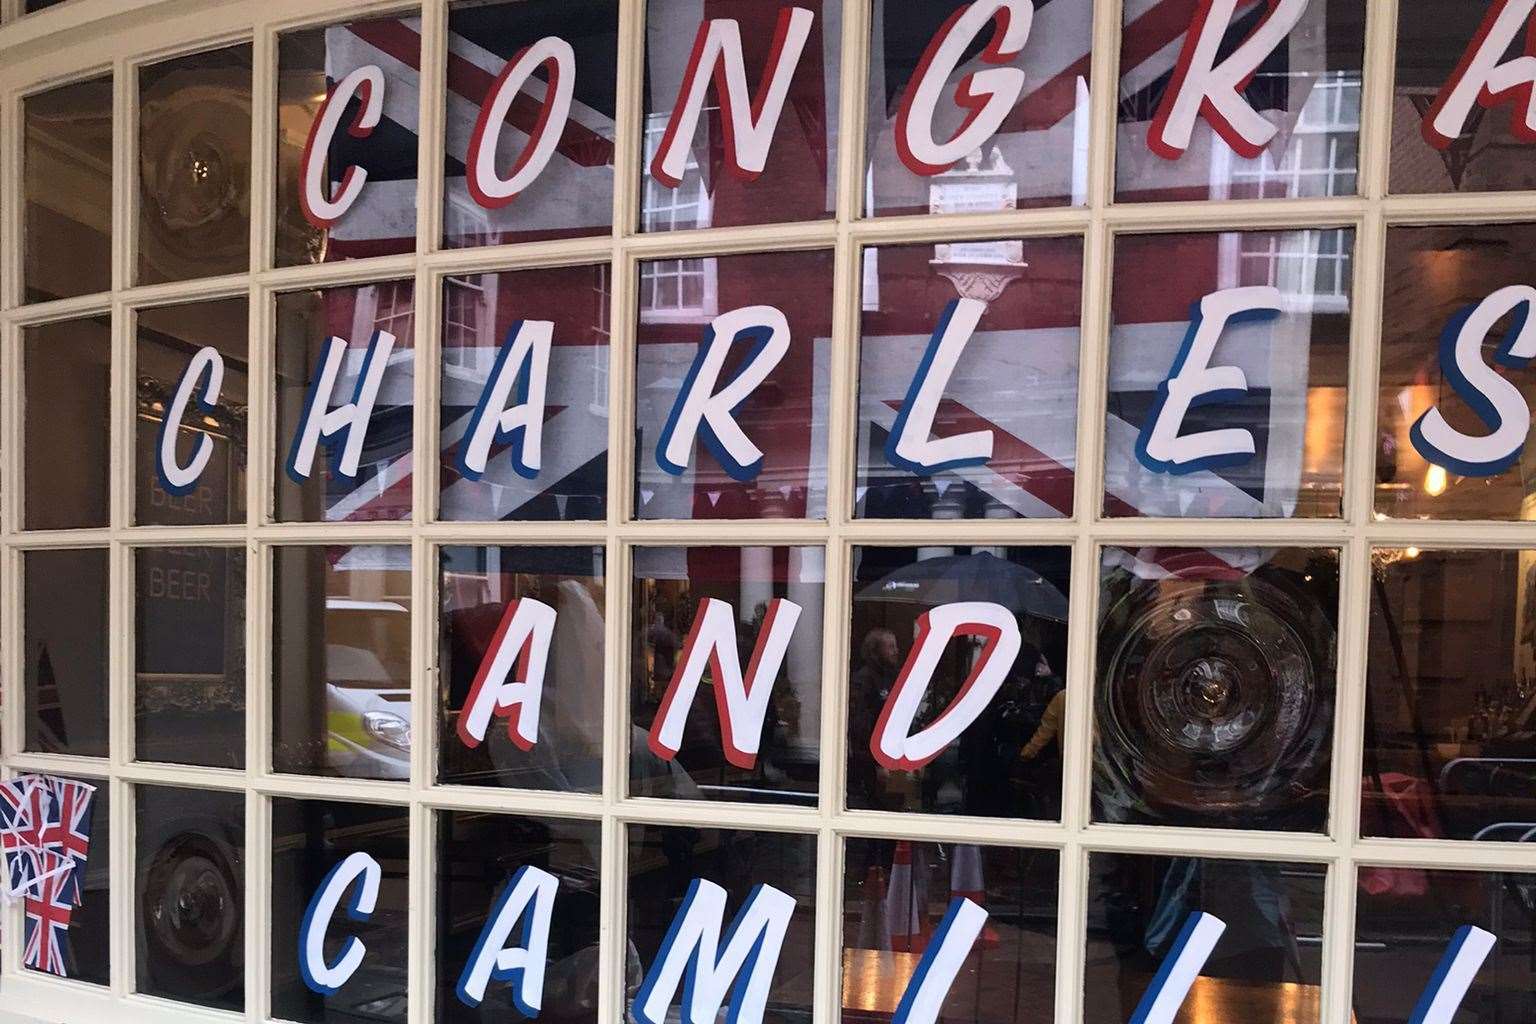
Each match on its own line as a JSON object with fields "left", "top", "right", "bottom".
{"left": 928, "top": 149, "right": 1026, "bottom": 304}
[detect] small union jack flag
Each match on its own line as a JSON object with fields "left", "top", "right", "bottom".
{"left": 22, "top": 851, "right": 74, "bottom": 977}
{"left": 37, "top": 777, "right": 94, "bottom": 905}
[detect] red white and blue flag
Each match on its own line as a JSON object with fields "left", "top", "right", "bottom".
{"left": 22, "top": 852, "right": 76, "bottom": 977}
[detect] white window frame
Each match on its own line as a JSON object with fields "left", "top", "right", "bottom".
{"left": 0, "top": 2, "right": 1530, "bottom": 1024}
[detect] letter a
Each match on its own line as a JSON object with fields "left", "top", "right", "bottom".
{"left": 1136, "top": 285, "right": 1281, "bottom": 475}
{"left": 895, "top": 0, "right": 1032, "bottom": 175}
{"left": 456, "top": 320, "right": 553, "bottom": 481}
{"left": 892, "top": 898, "right": 990, "bottom": 1024}
{"left": 870, "top": 601, "right": 1021, "bottom": 771}
{"left": 299, "top": 851, "right": 382, "bottom": 996}
{"left": 1129, "top": 912, "right": 1227, "bottom": 1024}
{"left": 648, "top": 597, "right": 802, "bottom": 770}
{"left": 655, "top": 305, "right": 790, "bottom": 481}
{"left": 1148, "top": 0, "right": 1310, "bottom": 160}
{"left": 157, "top": 346, "right": 224, "bottom": 496}
{"left": 887, "top": 298, "right": 994, "bottom": 474}
{"left": 1424, "top": 0, "right": 1536, "bottom": 149}
{"left": 650, "top": 7, "right": 815, "bottom": 188}
{"left": 631, "top": 879, "right": 796, "bottom": 1024}
{"left": 1408, "top": 926, "right": 1497, "bottom": 1024}
{"left": 456, "top": 866, "right": 560, "bottom": 1012}
{"left": 457, "top": 598, "right": 557, "bottom": 751}
{"left": 299, "top": 65, "right": 385, "bottom": 228}
{"left": 285, "top": 330, "right": 396, "bottom": 483}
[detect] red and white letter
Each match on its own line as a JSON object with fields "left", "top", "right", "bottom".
{"left": 300, "top": 65, "right": 385, "bottom": 228}
{"left": 650, "top": 7, "right": 815, "bottom": 188}
{"left": 648, "top": 597, "right": 802, "bottom": 769}
{"left": 456, "top": 598, "right": 557, "bottom": 751}
{"left": 1423, "top": 0, "right": 1536, "bottom": 149}
{"left": 870, "top": 602, "right": 1021, "bottom": 771}
{"left": 468, "top": 37, "right": 576, "bottom": 209}
{"left": 895, "top": 0, "right": 1033, "bottom": 175}
{"left": 1147, "top": 0, "right": 1309, "bottom": 160}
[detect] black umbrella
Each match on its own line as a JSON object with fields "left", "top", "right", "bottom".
{"left": 857, "top": 551, "right": 1068, "bottom": 621}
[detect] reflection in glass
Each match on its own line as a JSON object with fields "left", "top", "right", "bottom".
{"left": 277, "top": 17, "right": 421, "bottom": 266}
{"left": 271, "top": 799, "right": 409, "bottom": 1023}
{"left": 24, "top": 316, "right": 111, "bottom": 531}
{"left": 1364, "top": 548, "right": 1536, "bottom": 841}
{"left": 440, "top": 265, "right": 609, "bottom": 521}
{"left": 864, "top": 0, "right": 1089, "bottom": 216}
{"left": 631, "top": 546, "right": 822, "bottom": 804}
{"left": 626, "top": 825, "right": 815, "bottom": 1023}
{"left": 24, "top": 75, "right": 112, "bottom": 302}
{"left": 440, "top": 546, "right": 605, "bottom": 791}
{"left": 1104, "top": 230, "right": 1352, "bottom": 518}
{"left": 1374, "top": 224, "right": 1536, "bottom": 521}
{"left": 138, "top": 44, "right": 252, "bottom": 285}
{"left": 634, "top": 250, "right": 833, "bottom": 520}
{"left": 25, "top": 548, "right": 109, "bottom": 757}
{"left": 437, "top": 811, "right": 602, "bottom": 1024}
{"left": 275, "top": 281, "right": 415, "bottom": 523}
{"left": 1095, "top": 547, "right": 1338, "bottom": 832}
{"left": 273, "top": 545, "right": 412, "bottom": 779}
{"left": 640, "top": 0, "right": 840, "bottom": 231}
{"left": 135, "top": 298, "right": 250, "bottom": 525}
{"left": 847, "top": 546, "right": 1070, "bottom": 819}
{"left": 135, "top": 547, "right": 246, "bottom": 768}
{"left": 443, "top": 0, "right": 618, "bottom": 248}
{"left": 841, "top": 839, "right": 1057, "bottom": 1024}
{"left": 1085, "top": 854, "right": 1326, "bottom": 1024}
{"left": 1354, "top": 867, "right": 1535, "bottom": 1024}
{"left": 136, "top": 785, "right": 244, "bottom": 1012}
{"left": 856, "top": 237, "right": 1082, "bottom": 519}
{"left": 21, "top": 776, "right": 109, "bottom": 986}
{"left": 1115, "top": 0, "right": 1364, "bottom": 203}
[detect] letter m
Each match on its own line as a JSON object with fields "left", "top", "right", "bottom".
{"left": 632, "top": 879, "right": 796, "bottom": 1024}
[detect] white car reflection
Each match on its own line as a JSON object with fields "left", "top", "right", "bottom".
{"left": 325, "top": 598, "right": 412, "bottom": 780}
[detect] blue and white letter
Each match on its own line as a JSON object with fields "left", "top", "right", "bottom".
{"left": 1136, "top": 286, "right": 1281, "bottom": 475}
{"left": 631, "top": 878, "right": 795, "bottom": 1024}
{"left": 1129, "top": 911, "right": 1226, "bottom": 1024}
{"left": 1408, "top": 925, "right": 1497, "bottom": 1024}
{"left": 456, "top": 320, "right": 552, "bottom": 481}
{"left": 887, "top": 298, "right": 993, "bottom": 474}
{"left": 299, "top": 851, "right": 381, "bottom": 996}
{"left": 1411, "top": 285, "right": 1536, "bottom": 477}
{"left": 892, "top": 898, "right": 989, "bottom": 1024}
{"left": 285, "top": 329, "right": 396, "bottom": 483}
{"left": 156, "top": 345, "right": 224, "bottom": 495}
{"left": 656, "top": 305, "right": 790, "bottom": 481}
{"left": 456, "top": 865, "right": 560, "bottom": 1012}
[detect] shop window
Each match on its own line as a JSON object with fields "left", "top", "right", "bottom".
{"left": 23, "top": 75, "right": 112, "bottom": 302}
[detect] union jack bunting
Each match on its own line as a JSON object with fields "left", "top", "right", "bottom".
{"left": 37, "top": 776, "right": 95, "bottom": 906}
{"left": 22, "top": 852, "right": 75, "bottom": 977}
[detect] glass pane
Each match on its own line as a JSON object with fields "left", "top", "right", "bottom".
{"left": 634, "top": 249, "right": 833, "bottom": 520}
{"left": 135, "top": 784, "right": 244, "bottom": 1011}
{"left": 138, "top": 44, "right": 253, "bottom": 285}
{"left": 436, "top": 810, "right": 602, "bottom": 1023}
{"left": 1364, "top": 547, "right": 1536, "bottom": 840}
{"left": 271, "top": 799, "right": 410, "bottom": 1023}
{"left": 1115, "top": 0, "right": 1365, "bottom": 203}
{"left": 1391, "top": 3, "right": 1536, "bottom": 194}
{"left": 640, "top": 0, "right": 841, "bottom": 231}
{"left": 1085, "top": 854, "right": 1326, "bottom": 1024}
{"left": 1095, "top": 546, "right": 1339, "bottom": 832}
{"left": 841, "top": 839, "right": 1058, "bottom": 1023}
{"left": 273, "top": 545, "right": 412, "bottom": 779}
{"left": 134, "top": 546, "right": 246, "bottom": 768}
{"left": 626, "top": 825, "right": 815, "bottom": 1024}
{"left": 439, "top": 545, "right": 605, "bottom": 791}
{"left": 20, "top": 775, "right": 109, "bottom": 986}
{"left": 1353, "top": 867, "right": 1535, "bottom": 1024}
{"left": 847, "top": 545, "right": 1070, "bottom": 819}
{"left": 24, "top": 75, "right": 112, "bottom": 302}
{"left": 440, "top": 265, "right": 610, "bottom": 521}
{"left": 275, "top": 281, "right": 415, "bottom": 523}
{"left": 24, "top": 316, "right": 111, "bottom": 531}
{"left": 855, "top": 237, "right": 1083, "bottom": 519}
{"left": 135, "top": 298, "right": 250, "bottom": 526}
{"left": 277, "top": 16, "right": 421, "bottom": 266}
{"left": 1104, "top": 230, "right": 1352, "bottom": 518}
{"left": 631, "top": 546, "right": 823, "bottom": 805}
{"left": 864, "top": 0, "right": 1090, "bottom": 216}
{"left": 25, "top": 548, "right": 109, "bottom": 757}
{"left": 443, "top": 0, "right": 618, "bottom": 248}
{"left": 1374, "top": 223, "right": 1536, "bottom": 521}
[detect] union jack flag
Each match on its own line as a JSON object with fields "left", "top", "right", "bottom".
{"left": 37, "top": 777, "right": 95, "bottom": 906}
{"left": 22, "top": 852, "right": 75, "bottom": 977}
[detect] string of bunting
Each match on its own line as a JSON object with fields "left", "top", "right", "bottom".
{"left": 0, "top": 774, "right": 96, "bottom": 978}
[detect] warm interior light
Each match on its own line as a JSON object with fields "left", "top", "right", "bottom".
{"left": 1424, "top": 463, "right": 1448, "bottom": 497}
{"left": 1406, "top": 546, "right": 1420, "bottom": 559}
